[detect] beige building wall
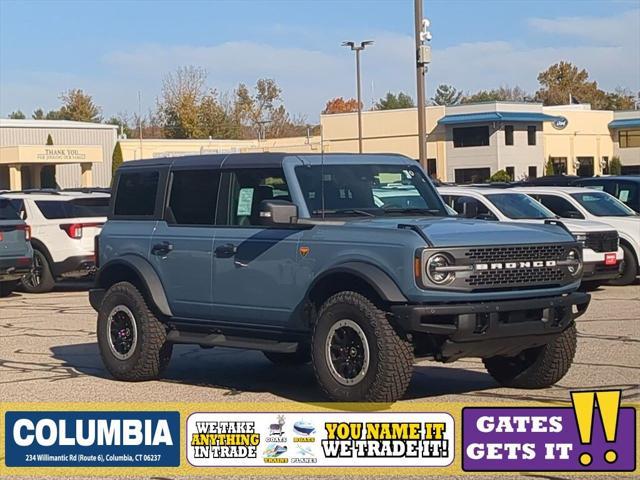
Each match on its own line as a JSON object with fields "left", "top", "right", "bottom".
{"left": 320, "top": 106, "right": 447, "bottom": 173}
{"left": 542, "top": 106, "right": 614, "bottom": 175}
{"left": 119, "top": 136, "right": 321, "bottom": 162}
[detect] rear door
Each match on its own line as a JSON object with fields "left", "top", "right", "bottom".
{"left": 149, "top": 168, "right": 220, "bottom": 319}
{"left": 211, "top": 168, "right": 303, "bottom": 327}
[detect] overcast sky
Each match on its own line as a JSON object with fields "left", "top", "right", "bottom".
{"left": 1, "top": 0, "right": 638, "bottom": 122}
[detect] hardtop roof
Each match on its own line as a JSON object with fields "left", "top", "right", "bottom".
{"left": 117, "top": 152, "right": 414, "bottom": 171}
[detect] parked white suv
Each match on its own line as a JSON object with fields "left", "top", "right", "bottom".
{"left": 438, "top": 187, "right": 624, "bottom": 285}
{"left": 513, "top": 186, "right": 640, "bottom": 285}
{"left": 0, "top": 191, "right": 110, "bottom": 292}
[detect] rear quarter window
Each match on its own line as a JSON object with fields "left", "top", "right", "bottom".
{"left": 0, "top": 198, "right": 20, "bottom": 220}
{"left": 113, "top": 171, "right": 159, "bottom": 217}
{"left": 35, "top": 197, "right": 110, "bottom": 219}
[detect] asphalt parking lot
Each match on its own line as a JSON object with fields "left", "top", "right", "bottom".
{"left": 1, "top": 283, "right": 638, "bottom": 405}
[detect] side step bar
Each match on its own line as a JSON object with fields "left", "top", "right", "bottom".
{"left": 166, "top": 330, "right": 299, "bottom": 353}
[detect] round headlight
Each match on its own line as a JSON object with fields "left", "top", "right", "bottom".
{"left": 426, "top": 253, "right": 454, "bottom": 285}
{"left": 567, "top": 249, "right": 582, "bottom": 276}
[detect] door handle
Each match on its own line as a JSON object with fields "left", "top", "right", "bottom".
{"left": 214, "top": 243, "right": 237, "bottom": 258}
{"left": 151, "top": 241, "right": 174, "bottom": 256}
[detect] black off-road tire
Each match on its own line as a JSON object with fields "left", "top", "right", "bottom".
{"left": 311, "top": 291, "right": 414, "bottom": 402}
{"left": 263, "top": 344, "right": 311, "bottom": 365}
{"left": 21, "top": 249, "right": 55, "bottom": 293}
{"left": 609, "top": 244, "right": 637, "bottom": 286}
{"left": 97, "top": 281, "right": 172, "bottom": 381}
{"left": 483, "top": 323, "right": 577, "bottom": 388}
{"left": 0, "top": 281, "right": 17, "bottom": 297}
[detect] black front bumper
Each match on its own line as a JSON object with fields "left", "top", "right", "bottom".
{"left": 0, "top": 257, "right": 33, "bottom": 281}
{"left": 391, "top": 292, "right": 590, "bottom": 361}
{"left": 582, "top": 261, "right": 622, "bottom": 282}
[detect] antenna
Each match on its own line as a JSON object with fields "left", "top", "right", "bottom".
{"left": 320, "top": 123, "right": 325, "bottom": 220}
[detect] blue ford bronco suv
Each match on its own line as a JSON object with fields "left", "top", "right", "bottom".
{"left": 90, "top": 153, "right": 590, "bottom": 402}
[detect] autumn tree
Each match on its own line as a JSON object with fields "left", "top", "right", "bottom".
{"left": 604, "top": 88, "right": 635, "bottom": 111}
{"left": 8, "top": 110, "right": 25, "bottom": 119}
{"left": 58, "top": 89, "right": 102, "bottom": 122}
{"left": 157, "top": 66, "right": 207, "bottom": 138}
{"left": 431, "top": 84, "right": 462, "bottom": 106}
{"left": 374, "top": 92, "right": 415, "bottom": 110}
{"left": 105, "top": 114, "right": 133, "bottom": 138}
{"left": 322, "top": 97, "right": 360, "bottom": 114}
{"left": 535, "top": 61, "right": 610, "bottom": 108}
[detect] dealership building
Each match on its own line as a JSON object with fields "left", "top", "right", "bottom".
{"left": 320, "top": 102, "right": 640, "bottom": 182}
{"left": 0, "top": 119, "right": 117, "bottom": 190}
{"left": 1, "top": 102, "right": 638, "bottom": 189}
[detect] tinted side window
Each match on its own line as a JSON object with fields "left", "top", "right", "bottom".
{"left": 534, "top": 194, "right": 584, "bottom": 219}
{"left": 617, "top": 182, "right": 639, "bottom": 210}
{"left": 223, "top": 169, "right": 289, "bottom": 226}
{"left": 114, "top": 171, "right": 159, "bottom": 217}
{"left": 35, "top": 198, "right": 110, "bottom": 219}
{"left": 0, "top": 198, "right": 20, "bottom": 220}
{"left": 167, "top": 170, "right": 220, "bottom": 225}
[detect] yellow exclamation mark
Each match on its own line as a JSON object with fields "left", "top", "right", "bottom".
{"left": 571, "top": 390, "right": 621, "bottom": 466}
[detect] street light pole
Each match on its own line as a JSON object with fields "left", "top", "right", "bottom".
{"left": 343, "top": 40, "right": 373, "bottom": 154}
{"left": 414, "top": 0, "right": 432, "bottom": 168}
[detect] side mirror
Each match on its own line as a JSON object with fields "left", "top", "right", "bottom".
{"left": 258, "top": 199, "right": 298, "bottom": 226}
{"left": 459, "top": 198, "right": 479, "bottom": 219}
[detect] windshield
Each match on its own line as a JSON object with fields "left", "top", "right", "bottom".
{"left": 486, "top": 193, "right": 555, "bottom": 219}
{"left": 0, "top": 198, "right": 20, "bottom": 220}
{"left": 295, "top": 164, "right": 448, "bottom": 217}
{"left": 570, "top": 191, "right": 637, "bottom": 217}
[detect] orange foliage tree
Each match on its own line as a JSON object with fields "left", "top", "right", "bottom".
{"left": 322, "top": 97, "right": 360, "bottom": 114}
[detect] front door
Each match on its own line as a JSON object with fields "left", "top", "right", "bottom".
{"left": 149, "top": 168, "right": 220, "bottom": 319}
{"left": 211, "top": 168, "right": 302, "bottom": 327}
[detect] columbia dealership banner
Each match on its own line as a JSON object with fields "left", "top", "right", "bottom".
{"left": 1, "top": 391, "right": 637, "bottom": 476}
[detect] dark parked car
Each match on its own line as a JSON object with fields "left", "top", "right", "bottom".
{"left": 522, "top": 175, "right": 581, "bottom": 187}
{"left": 572, "top": 176, "right": 640, "bottom": 213}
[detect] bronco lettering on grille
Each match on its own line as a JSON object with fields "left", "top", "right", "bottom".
{"left": 474, "top": 260, "right": 557, "bottom": 270}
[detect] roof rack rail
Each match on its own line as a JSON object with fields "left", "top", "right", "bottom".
{"left": 63, "top": 187, "right": 111, "bottom": 194}
{"left": 3, "top": 189, "right": 61, "bottom": 195}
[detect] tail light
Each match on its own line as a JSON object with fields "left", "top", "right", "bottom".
{"left": 59, "top": 223, "right": 102, "bottom": 239}
{"left": 94, "top": 234, "right": 100, "bottom": 269}
{"left": 16, "top": 224, "right": 31, "bottom": 241}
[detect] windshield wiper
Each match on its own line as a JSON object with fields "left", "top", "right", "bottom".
{"left": 313, "top": 208, "right": 376, "bottom": 217}
{"left": 382, "top": 207, "right": 441, "bottom": 216}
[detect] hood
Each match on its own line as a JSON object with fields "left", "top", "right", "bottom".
{"left": 346, "top": 217, "right": 576, "bottom": 247}
{"left": 556, "top": 218, "right": 619, "bottom": 233}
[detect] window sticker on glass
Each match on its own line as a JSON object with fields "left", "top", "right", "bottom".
{"left": 237, "top": 188, "right": 254, "bottom": 216}
{"left": 619, "top": 190, "right": 630, "bottom": 202}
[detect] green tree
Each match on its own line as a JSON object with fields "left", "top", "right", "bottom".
{"left": 32, "top": 108, "right": 45, "bottom": 119}
{"left": 105, "top": 115, "right": 133, "bottom": 138}
{"left": 609, "top": 156, "right": 622, "bottom": 175}
{"left": 535, "top": 61, "right": 608, "bottom": 108}
{"left": 462, "top": 86, "right": 530, "bottom": 104}
{"left": 374, "top": 91, "right": 415, "bottom": 110}
{"left": 112, "top": 141, "right": 124, "bottom": 175}
{"left": 431, "top": 84, "right": 463, "bottom": 106}
{"left": 8, "top": 110, "right": 26, "bottom": 119}
{"left": 41, "top": 134, "right": 57, "bottom": 188}
{"left": 545, "top": 157, "right": 555, "bottom": 176}
{"left": 489, "top": 169, "right": 512, "bottom": 182}
{"left": 45, "top": 110, "right": 63, "bottom": 120}
{"left": 58, "top": 89, "right": 102, "bottom": 122}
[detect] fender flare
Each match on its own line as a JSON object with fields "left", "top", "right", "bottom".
{"left": 309, "top": 261, "right": 408, "bottom": 303}
{"left": 96, "top": 255, "right": 173, "bottom": 317}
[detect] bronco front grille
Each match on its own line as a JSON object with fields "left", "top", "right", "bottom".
{"left": 585, "top": 231, "right": 618, "bottom": 252}
{"left": 465, "top": 245, "right": 565, "bottom": 263}
{"left": 464, "top": 244, "right": 568, "bottom": 289}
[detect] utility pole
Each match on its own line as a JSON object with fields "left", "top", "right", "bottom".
{"left": 137, "top": 91, "right": 143, "bottom": 160}
{"left": 414, "top": 0, "right": 432, "bottom": 168}
{"left": 342, "top": 41, "right": 373, "bottom": 153}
